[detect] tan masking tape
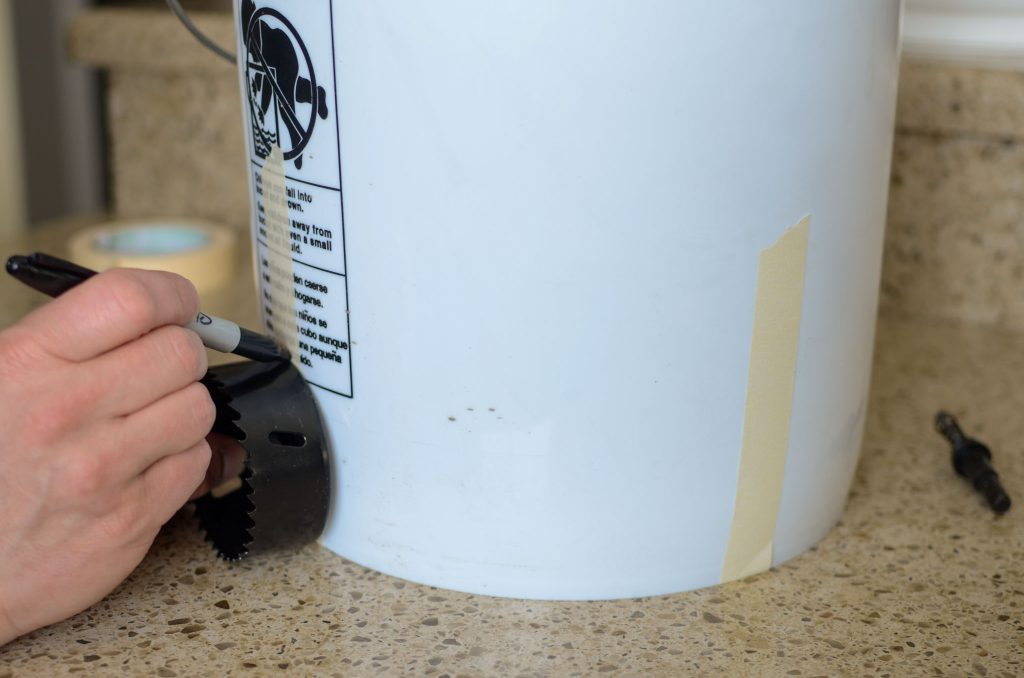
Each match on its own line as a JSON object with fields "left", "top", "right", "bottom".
{"left": 260, "top": 147, "right": 301, "bottom": 362}
{"left": 720, "top": 216, "right": 810, "bottom": 583}
{"left": 69, "top": 219, "right": 238, "bottom": 294}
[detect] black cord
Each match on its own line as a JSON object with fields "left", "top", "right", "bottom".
{"left": 165, "top": 0, "right": 237, "bottom": 65}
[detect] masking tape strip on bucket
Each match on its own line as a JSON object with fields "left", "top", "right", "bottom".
{"left": 720, "top": 216, "right": 810, "bottom": 583}
{"left": 260, "top": 147, "right": 301, "bottom": 360}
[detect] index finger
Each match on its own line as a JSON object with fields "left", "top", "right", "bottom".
{"left": 17, "top": 268, "right": 200, "bottom": 362}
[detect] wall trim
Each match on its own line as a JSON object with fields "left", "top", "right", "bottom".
{"left": 904, "top": 6, "right": 1024, "bottom": 69}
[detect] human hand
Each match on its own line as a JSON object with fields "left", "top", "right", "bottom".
{"left": 0, "top": 269, "right": 239, "bottom": 645}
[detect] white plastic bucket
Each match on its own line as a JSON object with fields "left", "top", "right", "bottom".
{"left": 233, "top": 0, "right": 902, "bottom": 599}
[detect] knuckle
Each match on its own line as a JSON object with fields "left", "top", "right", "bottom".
{"left": 165, "top": 327, "right": 207, "bottom": 378}
{"left": 105, "top": 271, "right": 158, "bottom": 331}
{"left": 29, "top": 394, "right": 82, "bottom": 444}
{"left": 190, "top": 439, "right": 213, "bottom": 473}
{"left": 61, "top": 453, "right": 109, "bottom": 501}
{"left": 18, "top": 407, "right": 65, "bottom": 448}
{"left": 185, "top": 441, "right": 214, "bottom": 493}
{"left": 154, "top": 443, "right": 211, "bottom": 516}
{"left": 171, "top": 273, "right": 200, "bottom": 319}
{"left": 100, "top": 497, "right": 148, "bottom": 543}
{"left": 185, "top": 383, "right": 217, "bottom": 433}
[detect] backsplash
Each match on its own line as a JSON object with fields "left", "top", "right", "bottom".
{"left": 884, "top": 61, "right": 1024, "bottom": 329}
{"left": 71, "top": 8, "right": 1024, "bottom": 330}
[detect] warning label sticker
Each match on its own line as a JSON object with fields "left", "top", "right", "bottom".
{"left": 240, "top": 0, "right": 352, "bottom": 398}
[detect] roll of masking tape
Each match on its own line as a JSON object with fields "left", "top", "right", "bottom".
{"left": 68, "top": 220, "right": 238, "bottom": 294}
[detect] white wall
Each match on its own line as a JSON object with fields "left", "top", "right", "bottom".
{"left": 0, "top": 1, "right": 26, "bottom": 235}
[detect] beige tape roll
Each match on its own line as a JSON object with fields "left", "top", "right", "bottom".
{"left": 68, "top": 219, "right": 239, "bottom": 294}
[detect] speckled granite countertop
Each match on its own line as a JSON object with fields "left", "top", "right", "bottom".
{"left": 1, "top": 225, "right": 1022, "bottom": 677}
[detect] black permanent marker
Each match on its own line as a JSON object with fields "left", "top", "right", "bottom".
{"left": 5, "top": 252, "right": 290, "bottom": 364}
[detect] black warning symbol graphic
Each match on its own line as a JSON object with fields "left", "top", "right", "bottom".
{"left": 242, "top": 1, "right": 329, "bottom": 170}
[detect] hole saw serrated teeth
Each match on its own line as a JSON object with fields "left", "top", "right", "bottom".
{"left": 193, "top": 360, "right": 330, "bottom": 561}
